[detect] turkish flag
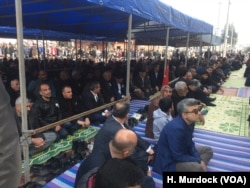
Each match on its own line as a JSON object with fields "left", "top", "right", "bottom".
{"left": 162, "top": 65, "right": 169, "bottom": 86}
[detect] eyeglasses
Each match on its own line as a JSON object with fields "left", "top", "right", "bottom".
{"left": 185, "top": 106, "right": 202, "bottom": 114}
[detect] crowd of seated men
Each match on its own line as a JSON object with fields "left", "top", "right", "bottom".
{"left": 0, "top": 51, "right": 245, "bottom": 153}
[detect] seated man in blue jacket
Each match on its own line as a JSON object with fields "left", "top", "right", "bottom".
{"left": 153, "top": 98, "right": 213, "bottom": 172}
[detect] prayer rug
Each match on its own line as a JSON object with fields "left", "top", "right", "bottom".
{"left": 22, "top": 127, "right": 98, "bottom": 169}
{"left": 216, "top": 86, "right": 238, "bottom": 97}
{"left": 237, "top": 87, "right": 250, "bottom": 98}
{"left": 222, "top": 65, "right": 246, "bottom": 88}
{"left": 44, "top": 100, "right": 250, "bottom": 188}
{"left": 195, "top": 94, "right": 249, "bottom": 137}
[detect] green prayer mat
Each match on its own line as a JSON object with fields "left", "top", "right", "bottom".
{"left": 22, "top": 126, "right": 98, "bottom": 169}
{"left": 222, "top": 65, "right": 246, "bottom": 88}
{"left": 195, "top": 95, "right": 249, "bottom": 137}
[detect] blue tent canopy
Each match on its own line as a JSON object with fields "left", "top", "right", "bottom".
{"left": 0, "top": 26, "right": 104, "bottom": 41}
{"left": 0, "top": 0, "right": 213, "bottom": 42}
{"left": 88, "top": 0, "right": 213, "bottom": 34}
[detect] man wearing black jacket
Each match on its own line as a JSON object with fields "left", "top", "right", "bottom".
{"left": 59, "top": 85, "right": 90, "bottom": 134}
{"left": 75, "top": 129, "right": 155, "bottom": 188}
{"left": 15, "top": 96, "right": 57, "bottom": 156}
{"left": 32, "top": 82, "right": 68, "bottom": 140}
{"left": 81, "top": 81, "right": 110, "bottom": 125}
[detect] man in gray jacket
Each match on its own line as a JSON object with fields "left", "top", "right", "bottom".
{"left": 0, "top": 77, "right": 21, "bottom": 188}
{"left": 153, "top": 97, "right": 173, "bottom": 141}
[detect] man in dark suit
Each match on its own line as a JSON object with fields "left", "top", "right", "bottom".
{"left": 75, "top": 129, "right": 155, "bottom": 188}
{"left": 133, "top": 65, "right": 153, "bottom": 99}
{"left": 99, "top": 69, "right": 115, "bottom": 104}
{"left": 92, "top": 101, "right": 154, "bottom": 175}
{"left": 81, "top": 81, "right": 110, "bottom": 125}
{"left": 148, "top": 62, "right": 163, "bottom": 93}
{"left": 110, "top": 71, "right": 126, "bottom": 100}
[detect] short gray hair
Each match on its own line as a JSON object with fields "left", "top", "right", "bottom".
{"left": 174, "top": 81, "right": 187, "bottom": 91}
{"left": 15, "top": 96, "right": 30, "bottom": 106}
{"left": 188, "top": 79, "right": 201, "bottom": 87}
{"left": 177, "top": 98, "right": 200, "bottom": 114}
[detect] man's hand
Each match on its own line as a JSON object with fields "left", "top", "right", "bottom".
{"left": 200, "top": 160, "right": 207, "bottom": 172}
{"left": 198, "top": 115, "right": 205, "bottom": 125}
{"left": 55, "top": 125, "right": 61, "bottom": 132}
{"left": 32, "top": 137, "right": 45, "bottom": 148}
{"left": 147, "top": 148, "right": 154, "bottom": 162}
{"left": 110, "top": 97, "right": 115, "bottom": 102}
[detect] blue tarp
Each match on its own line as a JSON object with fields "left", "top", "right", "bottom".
{"left": 0, "top": 26, "right": 103, "bottom": 41}
{"left": 88, "top": 0, "right": 213, "bottom": 34}
{"left": 0, "top": 0, "right": 213, "bottom": 42}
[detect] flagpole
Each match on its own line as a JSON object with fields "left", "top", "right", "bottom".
{"left": 162, "top": 27, "right": 170, "bottom": 86}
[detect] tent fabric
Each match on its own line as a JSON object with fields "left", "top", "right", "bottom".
{"left": 0, "top": 0, "right": 213, "bottom": 42}
{"left": 0, "top": 26, "right": 100, "bottom": 41}
{"left": 88, "top": 0, "right": 213, "bottom": 34}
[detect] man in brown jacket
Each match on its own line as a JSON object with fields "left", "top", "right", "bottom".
{"left": 145, "top": 85, "right": 172, "bottom": 138}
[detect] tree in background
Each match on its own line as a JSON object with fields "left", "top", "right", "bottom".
{"left": 221, "top": 23, "right": 238, "bottom": 49}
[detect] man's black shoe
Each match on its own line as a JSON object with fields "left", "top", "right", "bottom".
{"left": 208, "top": 97, "right": 216, "bottom": 102}
{"left": 207, "top": 102, "right": 216, "bottom": 107}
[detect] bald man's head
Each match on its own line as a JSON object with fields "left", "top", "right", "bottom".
{"left": 111, "top": 129, "right": 137, "bottom": 158}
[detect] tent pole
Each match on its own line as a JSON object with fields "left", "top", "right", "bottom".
{"left": 15, "top": 0, "right": 30, "bottom": 184}
{"left": 124, "top": 40, "right": 126, "bottom": 60}
{"left": 75, "top": 39, "right": 77, "bottom": 60}
{"left": 222, "top": 0, "right": 231, "bottom": 57}
{"left": 164, "top": 27, "right": 170, "bottom": 78}
{"left": 42, "top": 30, "right": 46, "bottom": 61}
{"left": 80, "top": 39, "right": 82, "bottom": 59}
{"left": 36, "top": 36, "right": 40, "bottom": 61}
{"left": 102, "top": 41, "right": 104, "bottom": 62}
{"left": 126, "top": 14, "right": 132, "bottom": 97}
{"left": 184, "top": 32, "right": 190, "bottom": 67}
{"left": 210, "top": 34, "right": 213, "bottom": 49}
{"left": 105, "top": 41, "right": 108, "bottom": 63}
{"left": 198, "top": 35, "right": 203, "bottom": 66}
{"left": 134, "top": 40, "right": 136, "bottom": 61}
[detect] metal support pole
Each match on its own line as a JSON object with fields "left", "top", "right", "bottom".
{"left": 15, "top": 0, "right": 30, "bottom": 183}
{"left": 185, "top": 32, "right": 190, "bottom": 67}
{"left": 126, "top": 14, "right": 132, "bottom": 96}
{"left": 222, "top": 0, "right": 231, "bottom": 57}
{"left": 36, "top": 37, "right": 40, "bottom": 61}
{"left": 164, "top": 27, "right": 170, "bottom": 75}
{"left": 42, "top": 31, "right": 46, "bottom": 60}
{"left": 198, "top": 35, "right": 203, "bottom": 66}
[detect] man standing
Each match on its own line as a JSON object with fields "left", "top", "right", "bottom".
{"left": 153, "top": 98, "right": 213, "bottom": 172}
{"left": 0, "top": 77, "right": 21, "bottom": 188}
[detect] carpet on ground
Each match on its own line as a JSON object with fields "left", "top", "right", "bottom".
{"left": 216, "top": 86, "right": 238, "bottom": 96}
{"left": 237, "top": 87, "right": 250, "bottom": 98}
{"left": 222, "top": 65, "right": 246, "bottom": 88}
{"left": 43, "top": 100, "right": 250, "bottom": 188}
{"left": 195, "top": 95, "right": 249, "bottom": 137}
{"left": 22, "top": 127, "right": 98, "bottom": 169}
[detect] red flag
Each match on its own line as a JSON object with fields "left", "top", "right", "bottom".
{"left": 162, "top": 65, "right": 169, "bottom": 86}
